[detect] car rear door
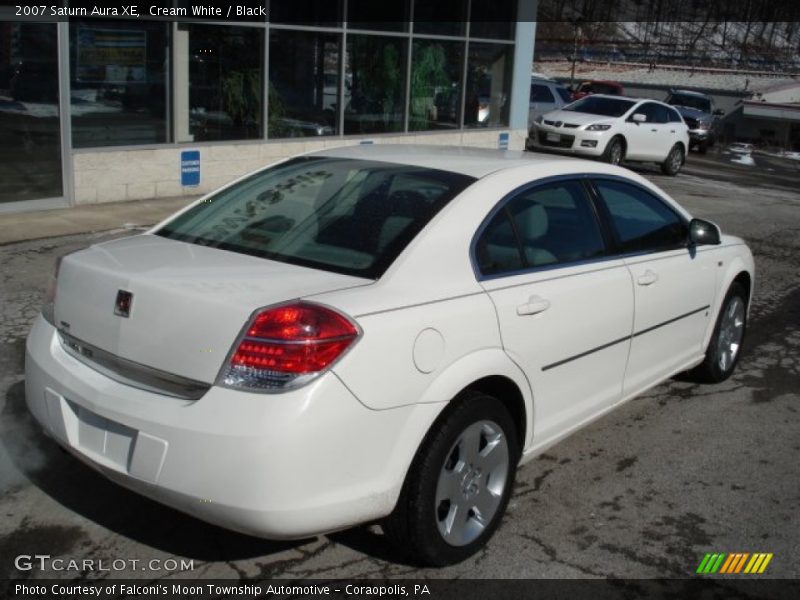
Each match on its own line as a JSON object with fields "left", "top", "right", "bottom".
{"left": 590, "top": 178, "right": 717, "bottom": 399}
{"left": 476, "top": 178, "right": 634, "bottom": 447}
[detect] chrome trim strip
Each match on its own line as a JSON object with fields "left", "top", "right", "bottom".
{"left": 541, "top": 305, "right": 710, "bottom": 372}
{"left": 58, "top": 331, "right": 210, "bottom": 401}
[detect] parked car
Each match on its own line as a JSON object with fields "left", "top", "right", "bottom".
{"left": 664, "top": 89, "right": 724, "bottom": 154}
{"left": 26, "top": 145, "right": 753, "bottom": 566}
{"left": 529, "top": 75, "right": 572, "bottom": 127}
{"left": 528, "top": 94, "right": 690, "bottom": 175}
{"left": 571, "top": 79, "right": 624, "bottom": 101}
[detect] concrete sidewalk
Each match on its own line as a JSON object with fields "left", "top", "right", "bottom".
{"left": 0, "top": 196, "right": 197, "bottom": 246}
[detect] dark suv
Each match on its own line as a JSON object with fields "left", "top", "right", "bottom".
{"left": 665, "top": 89, "right": 724, "bottom": 153}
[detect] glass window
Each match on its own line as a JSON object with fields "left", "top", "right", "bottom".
{"left": 668, "top": 107, "right": 683, "bottom": 123}
{"left": 410, "top": 40, "right": 464, "bottom": 131}
{"left": 530, "top": 84, "right": 555, "bottom": 103}
{"left": 346, "top": 0, "right": 409, "bottom": 31}
{"left": 475, "top": 210, "right": 524, "bottom": 276}
{"left": 70, "top": 20, "right": 169, "bottom": 148}
{"left": 0, "top": 22, "right": 63, "bottom": 203}
{"left": 464, "top": 42, "right": 512, "bottom": 128}
{"left": 413, "top": 0, "right": 466, "bottom": 36}
{"left": 635, "top": 102, "right": 667, "bottom": 124}
{"left": 555, "top": 86, "right": 572, "bottom": 103}
{"left": 594, "top": 179, "right": 687, "bottom": 253}
{"left": 476, "top": 180, "right": 605, "bottom": 275}
{"left": 180, "top": 24, "right": 263, "bottom": 142}
{"left": 270, "top": 0, "right": 342, "bottom": 26}
{"left": 269, "top": 30, "right": 339, "bottom": 138}
{"left": 155, "top": 156, "right": 475, "bottom": 279}
{"left": 470, "top": 0, "right": 516, "bottom": 40}
{"left": 508, "top": 181, "right": 605, "bottom": 267}
{"left": 344, "top": 35, "right": 407, "bottom": 135}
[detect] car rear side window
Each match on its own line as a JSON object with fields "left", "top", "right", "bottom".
{"left": 476, "top": 180, "right": 606, "bottom": 276}
{"left": 531, "top": 84, "right": 555, "bottom": 103}
{"left": 156, "top": 156, "right": 475, "bottom": 279}
{"left": 593, "top": 179, "right": 687, "bottom": 254}
{"left": 555, "top": 87, "right": 572, "bottom": 103}
{"left": 668, "top": 107, "right": 683, "bottom": 123}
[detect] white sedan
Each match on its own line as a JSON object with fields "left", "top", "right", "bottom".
{"left": 527, "top": 95, "right": 690, "bottom": 175}
{"left": 26, "top": 145, "right": 753, "bottom": 566}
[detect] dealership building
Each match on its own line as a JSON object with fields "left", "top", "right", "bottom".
{"left": 0, "top": 1, "right": 537, "bottom": 213}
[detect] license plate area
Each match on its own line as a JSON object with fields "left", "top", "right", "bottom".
{"left": 546, "top": 132, "right": 561, "bottom": 142}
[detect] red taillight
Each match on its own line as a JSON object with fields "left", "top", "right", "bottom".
{"left": 221, "top": 302, "right": 359, "bottom": 391}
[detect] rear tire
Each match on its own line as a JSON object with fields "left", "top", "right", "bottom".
{"left": 687, "top": 282, "right": 747, "bottom": 383}
{"left": 697, "top": 141, "right": 708, "bottom": 154}
{"left": 602, "top": 137, "right": 624, "bottom": 165}
{"left": 660, "top": 144, "right": 684, "bottom": 176}
{"left": 383, "top": 391, "right": 519, "bottom": 566}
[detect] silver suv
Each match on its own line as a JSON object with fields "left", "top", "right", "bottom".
{"left": 665, "top": 89, "right": 724, "bottom": 153}
{"left": 529, "top": 76, "right": 572, "bottom": 129}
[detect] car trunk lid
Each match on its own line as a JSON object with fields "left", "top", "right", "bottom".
{"left": 54, "top": 234, "right": 371, "bottom": 385}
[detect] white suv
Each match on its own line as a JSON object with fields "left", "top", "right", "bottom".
{"left": 528, "top": 95, "right": 690, "bottom": 175}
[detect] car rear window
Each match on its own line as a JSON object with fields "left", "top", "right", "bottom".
{"left": 155, "top": 156, "right": 475, "bottom": 279}
{"left": 564, "top": 96, "right": 636, "bottom": 117}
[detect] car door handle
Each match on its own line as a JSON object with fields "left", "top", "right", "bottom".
{"left": 651, "top": 128, "right": 658, "bottom": 132}
{"left": 517, "top": 295, "right": 551, "bottom": 316}
{"left": 637, "top": 270, "right": 659, "bottom": 286}
{"left": 670, "top": 130, "right": 676, "bottom": 133}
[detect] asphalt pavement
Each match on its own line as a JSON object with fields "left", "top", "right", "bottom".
{"left": 0, "top": 157, "right": 798, "bottom": 582}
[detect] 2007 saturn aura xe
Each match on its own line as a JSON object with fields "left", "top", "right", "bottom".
{"left": 26, "top": 145, "right": 754, "bottom": 565}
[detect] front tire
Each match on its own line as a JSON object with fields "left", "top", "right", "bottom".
{"left": 660, "top": 144, "right": 684, "bottom": 176}
{"left": 383, "top": 391, "right": 519, "bottom": 566}
{"left": 602, "top": 137, "right": 624, "bottom": 165}
{"left": 687, "top": 282, "right": 747, "bottom": 383}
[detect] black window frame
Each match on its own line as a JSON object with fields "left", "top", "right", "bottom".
{"left": 586, "top": 176, "right": 690, "bottom": 256}
{"left": 471, "top": 176, "right": 612, "bottom": 280}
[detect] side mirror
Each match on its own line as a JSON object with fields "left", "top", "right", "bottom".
{"left": 630, "top": 113, "right": 646, "bottom": 123}
{"left": 689, "top": 218, "right": 721, "bottom": 246}
{"left": 713, "top": 108, "right": 725, "bottom": 116}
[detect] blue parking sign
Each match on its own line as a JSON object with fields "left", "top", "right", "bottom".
{"left": 181, "top": 151, "right": 200, "bottom": 186}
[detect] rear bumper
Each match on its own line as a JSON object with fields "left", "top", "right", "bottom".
{"left": 25, "top": 315, "right": 443, "bottom": 539}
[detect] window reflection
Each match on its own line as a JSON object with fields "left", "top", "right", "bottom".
{"left": 344, "top": 35, "right": 406, "bottom": 135}
{"left": 464, "top": 42, "right": 512, "bottom": 128}
{"left": 69, "top": 20, "right": 169, "bottom": 148}
{"left": 183, "top": 24, "right": 263, "bottom": 142}
{"left": 269, "top": 30, "right": 338, "bottom": 138}
{"left": 409, "top": 40, "right": 463, "bottom": 131}
{"left": 0, "top": 22, "right": 63, "bottom": 203}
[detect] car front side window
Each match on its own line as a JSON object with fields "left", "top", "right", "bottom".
{"left": 593, "top": 179, "right": 687, "bottom": 254}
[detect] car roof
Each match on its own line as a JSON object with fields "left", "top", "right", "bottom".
{"left": 310, "top": 144, "right": 575, "bottom": 178}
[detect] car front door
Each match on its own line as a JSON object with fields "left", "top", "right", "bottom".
{"left": 475, "top": 179, "right": 634, "bottom": 448}
{"left": 590, "top": 178, "right": 717, "bottom": 399}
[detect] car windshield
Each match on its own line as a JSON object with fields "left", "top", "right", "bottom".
{"left": 155, "top": 156, "right": 475, "bottom": 279}
{"left": 667, "top": 94, "right": 711, "bottom": 112}
{"left": 564, "top": 96, "right": 636, "bottom": 117}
